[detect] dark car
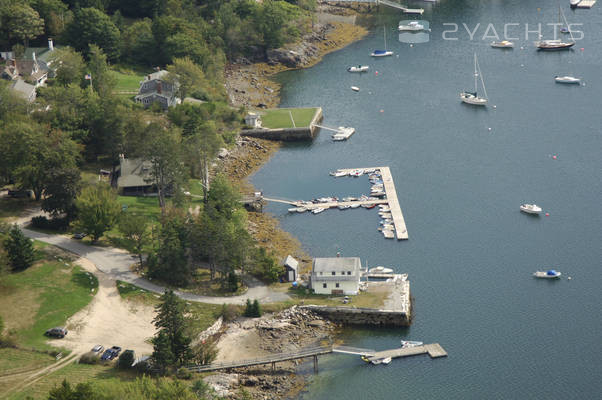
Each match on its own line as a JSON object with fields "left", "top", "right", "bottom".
{"left": 44, "top": 327, "right": 68, "bottom": 338}
{"left": 72, "top": 232, "right": 87, "bottom": 240}
{"left": 110, "top": 346, "right": 122, "bottom": 356}
{"left": 100, "top": 349, "right": 114, "bottom": 361}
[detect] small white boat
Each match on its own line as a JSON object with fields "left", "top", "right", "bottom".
{"left": 401, "top": 340, "right": 423, "bottom": 348}
{"left": 338, "top": 205, "right": 351, "bottom": 210}
{"left": 491, "top": 40, "right": 514, "bottom": 48}
{"left": 381, "top": 357, "right": 392, "bottom": 365}
{"left": 350, "top": 203, "right": 361, "bottom": 209}
{"left": 460, "top": 54, "right": 488, "bottom": 106}
{"left": 332, "top": 126, "right": 356, "bottom": 141}
{"left": 369, "top": 266, "right": 394, "bottom": 274}
{"left": 296, "top": 208, "right": 307, "bottom": 213}
{"left": 351, "top": 86, "right": 360, "bottom": 92}
{"left": 570, "top": 0, "right": 581, "bottom": 9}
{"left": 533, "top": 270, "right": 562, "bottom": 279}
{"left": 347, "top": 65, "right": 369, "bottom": 73}
{"left": 371, "top": 26, "right": 394, "bottom": 57}
{"left": 288, "top": 207, "right": 302, "bottom": 213}
{"left": 312, "top": 207, "right": 326, "bottom": 214}
{"left": 402, "top": 7, "right": 424, "bottom": 15}
{"left": 398, "top": 21, "right": 426, "bottom": 32}
{"left": 555, "top": 76, "right": 581, "bottom": 84}
{"left": 520, "top": 204, "right": 542, "bottom": 215}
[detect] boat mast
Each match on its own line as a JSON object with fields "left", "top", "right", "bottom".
{"left": 476, "top": 54, "right": 489, "bottom": 100}
{"left": 384, "top": 26, "right": 387, "bottom": 50}
{"left": 473, "top": 53, "right": 478, "bottom": 94}
{"left": 560, "top": 6, "right": 576, "bottom": 43}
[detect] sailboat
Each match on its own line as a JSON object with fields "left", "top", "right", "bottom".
{"left": 535, "top": 7, "right": 575, "bottom": 50}
{"left": 460, "top": 54, "right": 488, "bottom": 106}
{"left": 371, "top": 26, "right": 394, "bottom": 57}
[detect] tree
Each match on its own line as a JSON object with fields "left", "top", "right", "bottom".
{"left": 47, "top": 379, "right": 97, "bottom": 400}
{"left": 183, "top": 118, "right": 221, "bottom": 203}
{"left": 153, "top": 290, "right": 192, "bottom": 367}
{"left": 41, "top": 167, "right": 81, "bottom": 220}
{"left": 244, "top": 299, "right": 261, "bottom": 318}
{"left": 5, "top": 4, "right": 44, "bottom": 47}
{"left": 65, "top": 7, "right": 121, "bottom": 61}
{"left": 73, "top": 184, "right": 120, "bottom": 242}
{"left": 117, "top": 350, "right": 134, "bottom": 369}
{"left": 117, "top": 213, "right": 149, "bottom": 267}
{"left": 49, "top": 47, "right": 85, "bottom": 87}
{"left": 151, "top": 331, "right": 173, "bottom": 375}
{"left": 144, "top": 124, "right": 185, "bottom": 213}
{"left": 4, "top": 225, "right": 34, "bottom": 272}
{"left": 148, "top": 211, "right": 190, "bottom": 286}
{"left": 255, "top": 0, "right": 303, "bottom": 50}
{"left": 86, "top": 45, "right": 116, "bottom": 97}
{"left": 166, "top": 57, "right": 209, "bottom": 100}
{"left": 31, "top": 0, "right": 69, "bottom": 38}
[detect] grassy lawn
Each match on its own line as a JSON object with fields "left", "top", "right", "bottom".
{"left": 0, "top": 257, "right": 98, "bottom": 351}
{"left": 8, "top": 362, "right": 137, "bottom": 400}
{"left": 0, "top": 348, "right": 55, "bottom": 376}
{"left": 109, "top": 70, "right": 145, "bottom": 93}
{"left": 116, "top": 280, "right": 159, "bottom": 305}
{"left": 260, "top": 107, "right": 318, "bottom": 129}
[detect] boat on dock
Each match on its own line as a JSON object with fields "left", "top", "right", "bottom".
{"left": 398, "top": 21, "right": 427, "bottom": 32}
{"left": 533, "top": 270, "right": 562, "bottom": 279}
{"left": 402, "top": 6, "right": 424, "bottom": 15}
{"left": 520, "top": 203, "right": 542, "bottom": 215}
{"left": 338, "top": 205, "right": 351, "bottom": 210}
{"left": 332, "top": 126, "right": 356, "bottom": 141}
{"left": 369, "top": 266, "right": 394, "bottom": 274}
{"left": 330, "top": 170, "right": 348, "bottom": 177}
{"left": 570, "top": 0, "right": 581, "bottom": 8}
{"left": 401, "top": 340, "right": 424, "bottom": 348}
{"left": 312, "top": 208, "right": 326, "bottom": 214}
{"left": 381, "top": 357, "right": 392, "bottom": 365}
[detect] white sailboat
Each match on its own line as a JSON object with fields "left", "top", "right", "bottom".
{"left": 535, "top": 7, "right": 576, "bottom": 50}
{"left": 460, "top": 54, "right": 488, "bottom": 106}
{"left": 371, "top": 26, "right": 394, "bottom": 57}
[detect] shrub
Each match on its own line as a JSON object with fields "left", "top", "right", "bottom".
{"left": 118, "top": 350, "right": 135, "bottom": 369}
{"left": 176, "top": 367, "right": 192, "bottom": 380}
{"left": 79, "top": 352, "right": 99, "bottom": 365}
{"left": 192, "top": 339, "right": 217, "bottom": 366}
{"left": 30, "top": 216, "right": 70, "bottom": 231}
{"left": 217, "top": 303, "right": 240, "bottom": 322}
{"left": 244, "top": 299, "right": 261, "bottom": 318}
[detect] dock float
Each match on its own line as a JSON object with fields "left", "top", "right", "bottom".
{"left": 577, "top": 0, "right": 596, "bottom": 8}
{"left": 367, "top": 343, "right": 447, "bottom": 362}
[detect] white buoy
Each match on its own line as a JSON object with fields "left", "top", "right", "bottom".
{"left": 493, "top": 105, "right": 497, "bottom": 109}
{"left": 488, "top": 127, "right": 492, "bottom": 131}
{"left": 568, "top": 276, "right": 572, "bottom": 280}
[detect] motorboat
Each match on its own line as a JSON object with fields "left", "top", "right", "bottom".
{"left": 332, "top": 126, "right": 356, "bottom": 141}
{"left": 348, "top": 65, "right": 369, "bottom": 73}
{"left": 338, "top": 205, "right": 351, "bottom": 210}
{"left": 312, "top": 207, "right": 325, "bottom": 214}
{"left": 288, "top": 207, "right": 304, "bottom": 213}
{"left": 555, "top": 76, "right": 581, "bottom": 84}
{"left": 350, "top": 203, "right": 361, "bottom": 209}
{"left": 460, "top": 54, "right": 488, "bottom": 106}
{"left": 362, "top": 204, "right": 377, "bottom": 209}
{"left": 570, "top": 0, "right": 581, "bottom": 9}
{"left": 350, "top": 169, "right": 364, "bottom": 177}
{"left": 401, "top": 340, "right": 423, "bottom": 348}
{"left": 520, "top": 204, "right": 542, "bottom": 215}
{"left": 371, "top": 26, "right": 393, "bottom": 57}
{"left": 296, "top": 208, "right": 307, "bottom": 213}
{"left": 332, "top": 171, "right": 348, "bottom": 177}
{"left": 533, "top": 270, "right": 562, "bottom": 279}
{"left": 560, "top": 27, "right": 571, "bottom": 34}
{"left": 369, "top": 266, "right": 394, "bottom": 274}
{"left": 491, "top": 40, "right": 514, "bottom": 48}
{"left": 381, "top": 357, "right": 392, "bottom": 365}
{"left": 398, "top": 21, "right": 426, "bottom": 32}
{"left": 351, "top": 86, "right": 360, "bottom": 92}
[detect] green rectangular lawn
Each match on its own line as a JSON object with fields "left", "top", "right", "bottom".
{"left": 260, "top": 107, "right": 318, "bottom": 129}
{"left": 109, "top": 70, "right": 145, "bottom": 92}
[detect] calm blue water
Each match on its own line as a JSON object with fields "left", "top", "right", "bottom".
{"left": 251, "top": 1, "right": 602, "bottom": 398}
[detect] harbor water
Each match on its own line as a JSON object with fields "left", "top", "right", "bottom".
{"left": 251, "top": 1, "right": 602, "bottom": 398}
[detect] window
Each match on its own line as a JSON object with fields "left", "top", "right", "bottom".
{"left": 331, "top": 271, "right": 336, "bottom": 275}
{"left": 341, "top": 271, "right": 345, "bottom": 275}
{"left": 322, "top": 283, "right": 327, "bottom": 289}
{"left": 347, "top": 271, "right": 351, "bottom": 275}
{"left": 319, "top": 272, "right": 323, "bottom": 276}
{"left": 335, "top": 283, "right": 340, "bottom": 288}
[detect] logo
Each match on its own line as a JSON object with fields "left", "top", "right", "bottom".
{"left": 398, "top": 20, "right": 430, "bottom": 44}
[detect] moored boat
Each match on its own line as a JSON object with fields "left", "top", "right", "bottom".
{"left": 460, "top": 54, "right": 489, "bottom": 106}
{"left": 570, "top": 0, "right": 581, "bottom": 9}
{"left": 401, "top": 340, "right": 423, "bottom": 348}
{"left": 533, "top": 270, "right": 562, "bottom": 279}
{"left": 555, "top": 75, "right": 581, "bottom": 84}
{"left": 398, "top": 21, "right": 426, "bottom": 31}
{"left": 351, "top": 86, "right": 360, "bottom": 92}
{"left": 520, "top": 203, "right": 542, "bottom": 215}
{"left": 491, "top": 40, "right": 514, "bottom": 48}
{"left": 312, "top": 207, "right": 325, "bottom": 214}
{"left": 347, "top": 65, "right": 369, "bottom": 73}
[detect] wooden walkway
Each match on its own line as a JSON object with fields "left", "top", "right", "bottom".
{"left": 337, "top": 167, "right": 409, "bottom": 240}
{"left": 367, "top": 343, "right": 448, "bottom": 362}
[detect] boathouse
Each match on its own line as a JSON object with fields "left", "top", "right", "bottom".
{"left": 311, "top": 257, "right": 361, "bottom": 295}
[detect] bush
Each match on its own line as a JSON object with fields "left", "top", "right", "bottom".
{"left": 192, "top": 339, "right": 217, "bottom": 366}
{"left": 176, "top": 367, "right": 192, "bottom": 380}
{"left": 30, "top": 216, "right": 70, "bottom": 231}
{"left": 244, "top": 299, "right": 261, "bottom": 318}
{"left": 79, "top": 352, "right": 99, "bottom": 365}
{"left": 118, "top": 350, "right": 135, "bottom": 369}
{"left": 4, "top": 225, "right": 34, "bottom": 271}
{"left": 217, "top": 303, "right": 240, "bottom": 322}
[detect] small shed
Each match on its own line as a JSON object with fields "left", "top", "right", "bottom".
{"left": 283, "top": 255, "right": 298, "bottom": 282}
{"left": 245, "top": 112, "right": 262, "bottom": 128}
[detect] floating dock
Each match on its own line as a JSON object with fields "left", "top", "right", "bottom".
{"left": 366, "top": 343, "right": 448, "bottom": 362}
{"left": 577, "top": 0, "right": 596, "bottom": 8}
{"left": 336, "top": 167, "right": 409, "bottom": 240}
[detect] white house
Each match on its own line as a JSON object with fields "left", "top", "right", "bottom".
{"left": 283, "top": 255, "right": 298, "bottom": 282}
{"left": 311, "top": 257, "right": 361, "bottom": 295}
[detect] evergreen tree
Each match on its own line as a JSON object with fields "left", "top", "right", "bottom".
{"left": 152, "top": 290, "right": 192, "bottom": 367}
{"left": 4, "top": 225, "right": 34, "bottom": 271}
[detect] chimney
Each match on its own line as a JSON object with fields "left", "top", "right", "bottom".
{"left": 147, "top": 74, "right": 151, "bottom": 80}
{"left": 32, "top": 52, "right": 36, "bottom": 62}
{"left": 157, "top": 81, "right": 162, "bottom": 94}
{"left": 48, "top": 38, "right": 54, "bottom": 51}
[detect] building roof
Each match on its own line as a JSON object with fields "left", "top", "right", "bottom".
{"left": 312, "top": 257, "right": 361, "bottom": 281}
{"left": 10, "top": 79, "right": 36, "bottom": 101}
{"left": 147, "top": 70, "right": 169, "bottom": 81}
{"left": 117, "top": 157, "right": 153, "bottom": 188}
{"left": 284, "top": 255, "right": 298, "bottom": 271}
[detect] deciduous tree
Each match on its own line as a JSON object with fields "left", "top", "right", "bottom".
{"left": 49, "top": 47, "right": 85, "bottom": 87}
{"left": 73, "top": 184, "right": 120, "bottom": 242}
{"left": 118, "top": 213, "right": 149, "bottom": 266}
{"left": 65, "top": 7, "right": 121, "bottom": 61}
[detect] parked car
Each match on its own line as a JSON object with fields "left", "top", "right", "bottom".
{"left": 100, "top": 349, "right": 114, "bottom": 361}
{"left": 91, "top": 345, "right": 104, "bottom": 353}
{"left": 72, "top": 232, "right": 87, "bottom": 240}
{"left": 110, "top": 346, "right": 122, "bottom": 356}
{"left": 44, "top": 327, "right": 68, "bottom": 338}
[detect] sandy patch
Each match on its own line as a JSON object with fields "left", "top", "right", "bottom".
{"left": 51, "top": 257, "right": 156, "bottom": 356}
{"left": 215, "top": 318, "right": 269, "bottom": 362}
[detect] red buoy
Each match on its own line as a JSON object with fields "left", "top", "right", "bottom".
{"left": 552, "top": 155, "right": 557, "bottom": 160}
{"left": 545, "top": 213, "right": 550, "bottom": 217}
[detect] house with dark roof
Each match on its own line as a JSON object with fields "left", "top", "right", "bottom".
{"left": 10, "top": 79, "right": 36, "bottom": 103}
{"left": 311, "top": 257, "right": 362, "bottom": 295}
{"left": 116, "top": 155, "right": 155, "bottom": 196}
{"left": 134, "top": 70, "right": 180, "bottom": 110}
{"left": 2, "top": 39, "right": 57, "bottom": 88}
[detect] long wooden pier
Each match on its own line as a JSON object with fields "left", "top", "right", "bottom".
{"left": 184, "top": 343, "right": 446, "bottom": 374}
{"left": 336, "top": 167, "right": 409, "bottom": 240}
